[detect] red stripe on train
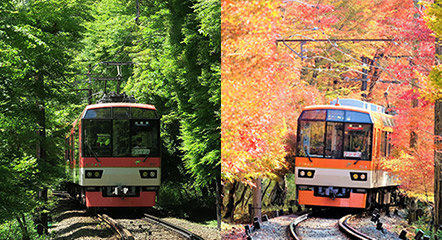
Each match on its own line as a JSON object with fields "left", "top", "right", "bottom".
{"left": 85, "top": 191, "right": 156, "bottom": 207}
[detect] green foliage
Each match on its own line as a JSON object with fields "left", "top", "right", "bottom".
{"left": 0, "top": 214, "right": 50, "bottom": 240}
{"left": 0, "top": 0, "right": 90, "bottom": 228}
{"left": 124, "top": 0, "right": 220, "bottom": 189}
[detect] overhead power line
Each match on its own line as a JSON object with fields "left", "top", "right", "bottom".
{"left": 277, "top": 38, "right": 394, "bottom": 43}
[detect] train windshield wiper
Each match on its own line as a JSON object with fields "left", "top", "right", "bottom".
{"left": 85, "top": 142, "right": 100, "bottom": 162}
{"left": 142, "top": 149, "right": 151, "bottom": 162}
{"left": 304, "top": 145, "right": 313, "bottom": 162}
{"left": 353, "top": 158, "right": 360, "bottom": 165}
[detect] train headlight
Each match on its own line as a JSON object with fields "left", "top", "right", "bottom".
{"left": 350, "top": 172, "right": 367, "bottom": 181}
{"left": 298, "top": 169, "right": 315, "bottom": 178}
{"left": 85, "top": 170, "right": 103, "bottom": 179}
{"left": 139, "top": 170, "right": 157, "bottom": 179}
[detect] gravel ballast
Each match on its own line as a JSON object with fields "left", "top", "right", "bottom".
{"left": 50, "top": 195, "right": 116, "bottom": 240}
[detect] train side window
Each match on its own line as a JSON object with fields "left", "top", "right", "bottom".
{"left": 387, "top": 132, "right": 392, "bottom": 156}
{"left": 74, "top": 128, "right": 79, "bottom": 162}
{"left": 325, "top": 122, "right": 344, "bottom": 158}
{"left": 343, "top": 123, "right": 372, "bottom": 160}
{"left": 65, "top": 137, "right": 70, "bottom": 161}
{"left": 297, "top": 121, "right": 325, "bottom": 158}
{"left": 70, "top": 135, "right": 74, "bottom": 163}
{"left": 381, "top": 131, "right": 387, "bottom": 157}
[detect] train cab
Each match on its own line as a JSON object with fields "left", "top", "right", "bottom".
{"left": 66, "top": 102, "right": 161, "bottom": 208}
{"left": 295, "top": 99, "right": 398, "bottom": 209}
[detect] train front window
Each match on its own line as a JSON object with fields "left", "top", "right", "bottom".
{"left": 84, "top": 108, "right": 111, "bottom": 119}
{"left": 297, "top": 121, "right": 325, "bottom": 158}
{"left": 131, "top": 120, "right": 160, "bottom": 157}
{"left": 83, "top": 119, "right": 160, "bottom": 157}
{"left": 325, "top": 122, "right": 344, "bottom": 158}
{"left": 83, "top": 120, "right": 112, "bottom": 157}
{"left": 343, "top": 123, "right": 372, "bottom": 160}
{"left": 113, "top": 120, "right": 130, "bottom": 156}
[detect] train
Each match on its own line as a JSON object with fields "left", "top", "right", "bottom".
{"left": 295, "top": 98, "right": 399, "bottom": 209}
{"left": 65, "top": 97, "right": 161, "bottom": 211}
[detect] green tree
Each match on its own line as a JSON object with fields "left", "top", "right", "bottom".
{"left": 125, "top": 0, "right": 221, "bottom": 225}
{"left": 0, "top": 0, "right": 90, "bottom": 237}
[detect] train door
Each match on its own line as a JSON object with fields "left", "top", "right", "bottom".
{"left": 373, "top": 128, "right": 382, "bottom": 187}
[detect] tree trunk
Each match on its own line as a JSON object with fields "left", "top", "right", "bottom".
{"left": 35, "top": 74, "right": 48, "bottom": 235}
{"left": 233, "top": 184, "right": 247, "bottom": 220}
{"left": 215, "top": 177, "right": 222, "bottom": 230}
{"left": 16, "top": 214, "right": 30, "bottom": 240}
{"left": 223, "top": 181, "right": 238, "bottom": 219}
{"left": 252, "top": 178, "right": 262, "bottom": 222}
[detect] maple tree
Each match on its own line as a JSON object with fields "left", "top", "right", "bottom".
{"left": 222, "top": 0, "right": 321, "bottom": 220}
{"left": 279, "top": 0, "right": 437, "bottom": 197}
{"left": 223, "top": 0, "right": 294, "bottom": 184}
{"left": 222, "top": 0, "right": 439, "bottom": 224}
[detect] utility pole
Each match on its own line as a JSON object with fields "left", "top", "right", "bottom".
{"left": 88, "top": 64, "right": 92, "bottom": 105}
{"left": 435, "top": 95, "right": 442, "bottom": 227}
{"left": 434, "top": 28, "right": 442, "bottom": 227}
{"left": 361, "top": 57, "right": 369, "bottom": 100}
{"left": 135, "top": 0, "right": 140, "bottom": 25}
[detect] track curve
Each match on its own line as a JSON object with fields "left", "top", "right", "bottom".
{"left": 290, "top": 212, "right": 376, "bottom": 240}
{"left": 289, "top": 213, "right": 310, "bottom": 240}
{"left": 338, "top": 214, "right": 375, "bottom": 240}
{"left": 143, "top": 213, "right": 204, "bottom": 240}
{"left": 97, "top": 214, "right": 134, "bottom": 240}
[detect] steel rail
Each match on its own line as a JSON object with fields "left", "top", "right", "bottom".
{"left": 338, "top": 214, "right": 375, "bottom": 240}
{"left": 143, "top": 213, "right": 204, "bottom": 240}
{"left": 288, "top": 213, "right": 310, "bottom": 240}
{"left": 97, "top": 214, "right": 134, "bottom": 240}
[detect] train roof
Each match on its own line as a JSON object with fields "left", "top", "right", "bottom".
{"left": 300, "top": 99, "right": 394, "bottom": 128}
{"left": 302, "top": 99, "right": 389, "bottom": 116}
{"left": 84, "top": 102, "right": 156, "bottom": 111}
{"left": 330, "top": 99, "right": 385, "bottom": 113}
{"left": 69, "top": 103, "right": 157, "bottom": 130}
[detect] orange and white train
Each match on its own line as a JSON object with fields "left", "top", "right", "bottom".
{"left": 295, "top": 99, "right": 398, "bottom": 209}
{"left": 65, "top": 101, "right": 161, "bottom": 210}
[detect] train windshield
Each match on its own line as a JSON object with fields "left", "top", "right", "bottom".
{"left": 297, "top": 109, "right": 372, "bottom": 160}
{"left": 82, "top": 107, "right": 160, "bottom": 158}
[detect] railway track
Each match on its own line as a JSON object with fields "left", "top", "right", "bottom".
{"left": 290, "top": 212, "right": 375, "bottom": 240}
{"left": 97, "top": 214, "right": 135, "bottom": 240}
{"left": 97, "top": 212, "right": 206, "bottom": 240}
{"left": 338, "top": 215, "right": 374, "bottom": 240}
{"left": 142, "top": 213, "right": 205, "bottom": 240}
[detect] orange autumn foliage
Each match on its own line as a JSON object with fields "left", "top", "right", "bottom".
{"left": 222, "top": 0, "right": 321, "bottom": 184}
{"left": 222, "top": 0, "right": 438, "bottom": 197}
